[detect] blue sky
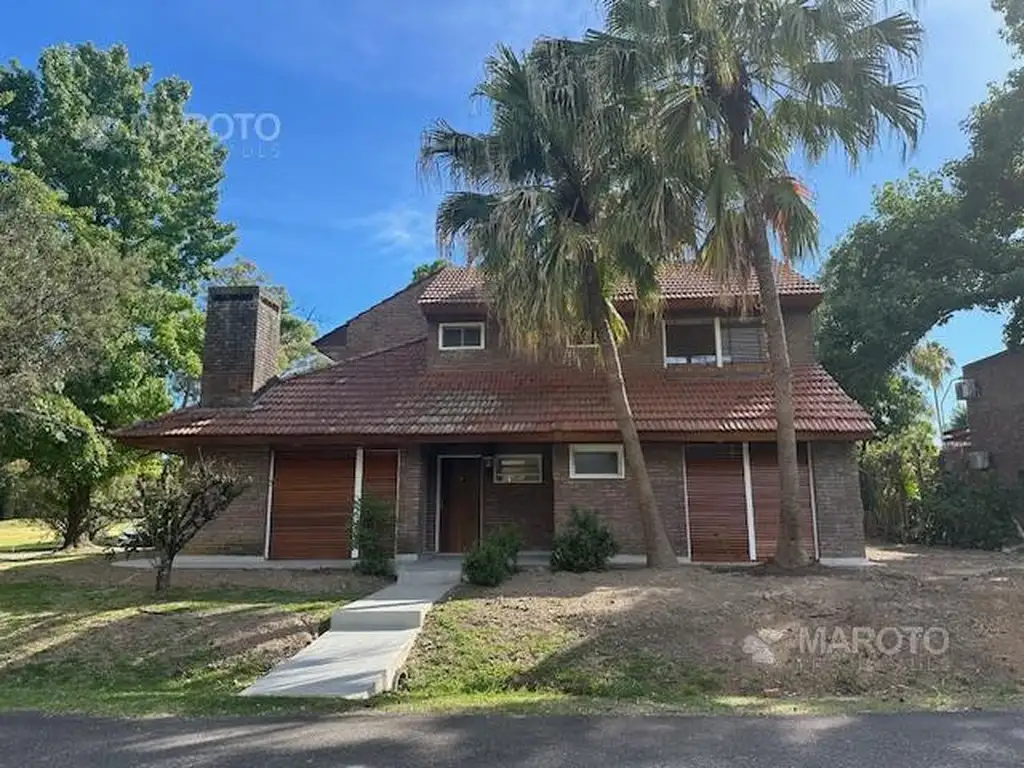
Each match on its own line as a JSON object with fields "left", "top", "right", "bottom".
{"left": 3, "top": 0, "right": 1017, "bottom": 405}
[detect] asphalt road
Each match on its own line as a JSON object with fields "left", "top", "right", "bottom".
{"left": 2, "top": 711, "right": 1024, "bottom": 767}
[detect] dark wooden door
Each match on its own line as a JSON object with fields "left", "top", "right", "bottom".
{"left": 686, "top": 444, "right": 750, "bottom": 562}
{"left": 439, "top": 457, "right": 481, "bottom": 553}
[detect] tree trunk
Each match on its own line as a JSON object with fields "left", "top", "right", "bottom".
{"left": 61, "top": 485, "right": 92, "bottom": 549}
{"left": 582, "top": 258, "right": 677, "bottom": 568}
{"left": 749, "top": 221, "right": 811, "bottom": 569}
{"left": 931, "top": 386, "right": 944, "bottom": 435}
{"left": 155, "top": 557, "right": 173, "bottom": 593}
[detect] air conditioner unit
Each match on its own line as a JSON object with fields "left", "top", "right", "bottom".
{"left": 955, "top": 379, "right": 980, "bottom": 400}
{"left": 967, "top": 450, "right": 990, "bottom": 471}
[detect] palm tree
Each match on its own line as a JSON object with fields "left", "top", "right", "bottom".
{"left": 420, "top": 41, "right": 698, "bottom": 568}
{"left": 589, "top": 0, "right": 924, "bottom": 568}
{"left": 910, "top": 340, "right": 956, "bottom": 434}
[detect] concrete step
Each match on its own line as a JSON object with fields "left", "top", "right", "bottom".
{"left": 241, "top": 628, "right": 419, "bottom": 699}
{"left": 330, "top": 581, "right": 455, "bottom": 632}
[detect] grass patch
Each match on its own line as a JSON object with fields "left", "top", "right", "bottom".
{"left": 0, "top": 554, "right": 382, "bottom": 716}
{"left": 0, "top": 519, "right": 57, "bottom": 552}
{"left": 401, "top": 597, "right": 722, "bottom": 711}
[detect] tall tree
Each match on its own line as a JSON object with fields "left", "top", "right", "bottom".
{"left": 0, "top": 165, "right": 131, "bottom": 412}
{"left": 0, "top": 44, "right": 235, "bottom": 545}
{"left": 591, "top": 0, "right": 924, "bottom": 567}
{"left": 421, "top": 42, "right": 697, "bottom": 568}
{"left": 0, "top": 42, "right": 235, "bottom": 290}
{"left": 909, "top": 340, "right": 956, "bottom": 434}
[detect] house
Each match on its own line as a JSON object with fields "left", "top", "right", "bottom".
{"left": 115, "top": 264, "right": 873, "bottom": 565}
{"left": 953, "top": 348, "right": 1024, "bottom": 485}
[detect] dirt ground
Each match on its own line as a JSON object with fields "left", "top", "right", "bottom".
{"left": 409, "top": 545, "right": 1024, "bottom": 703}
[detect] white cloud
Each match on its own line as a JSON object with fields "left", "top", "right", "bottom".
{"left": 336, "top": 204, "right": 437, "bottom": 260}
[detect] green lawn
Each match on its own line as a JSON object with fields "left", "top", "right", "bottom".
{"left": 0, "top": 555, "right": 384, "bottom": 716}
{"left": 0, "top": 519, "right": 58, "bottom": 552}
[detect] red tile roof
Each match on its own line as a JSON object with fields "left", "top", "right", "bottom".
{"left": 418, "top": 263, "right": 823, "bottom": 306}
{"left": 116, "top": 338, "right": 873, "bottom": 445}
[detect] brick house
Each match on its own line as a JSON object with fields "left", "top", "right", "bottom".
{"left": 116, "top": 265, "right": 872, "bottom": 564}
{"left": 953, "top": 348, "right": 1024, "bottom": 486}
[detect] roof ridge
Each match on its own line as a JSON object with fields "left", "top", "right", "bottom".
{"left": 313, "top": 274, "right": 435, "bottom": 348}
{"left": 255, "top": 335, "right": 428, "bottom": 400}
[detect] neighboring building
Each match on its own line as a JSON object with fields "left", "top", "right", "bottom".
{"left": 954, "top": 348, "right": 1024, "bottom": 486}
{"left": 116, "top": 265, "right": 873, "bottom": 564}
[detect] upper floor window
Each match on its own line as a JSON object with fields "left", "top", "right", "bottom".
{"left": 721, "top": 319, "right": 765, "bottom": 363}
{"left": 438, "top": 322, "right": 485, "bottom": 350}
{"left": 664, "top": 319, "right": 718, "bottom": 366}
{"left": 664, "top": 317, "right": 766, "bottom": 366}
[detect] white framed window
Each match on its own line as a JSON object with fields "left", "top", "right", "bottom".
{"left": 493, "top": 454, "right": 543, "bottom": 484}
{"left": 569, "top": 444, "right": 625, "bottom": 479}
{"left": 663, "top": 318, "right": 720, "bottom": 366}
{"left": 438, "top": 322, "right": 485, "bottom": 350}
{"left": 720, "top": 319, "right": 766, "bottom": 363}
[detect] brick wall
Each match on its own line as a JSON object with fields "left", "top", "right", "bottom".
{"left": 783, "top": 310, "right": 816, "bottom": 365}
{"left": 481, "top": 445, "right": 555, "bottom": 549}
{"left": 812, "top": 441, "right": 866, "bottom": 558}
{"left": 964, "top": 350, "right": 1024, "bottom": 486}
{"left": 201, "top": 287, "right": 281, "bottom": 407}
{"left": 551, "top": 442, "right": 688, "bottom": 556}
{"left": 397, "top": 446, "right": 426, "bottom": 555}
{"left": 186, "top": 447, "right": 271, "bottom": 555}
{"left": 316, "top": 280, "right": 430, "bottom": 362}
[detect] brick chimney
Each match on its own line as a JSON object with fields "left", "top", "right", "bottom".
{"left": 201, "top": 286, "right": 281, "bottom": 407}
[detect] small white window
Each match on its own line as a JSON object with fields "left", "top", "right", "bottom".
{"left": 493, "top": 454, "right": 543, "bottom": 484}
{"left": 439, "top": 322, "right": 485, "bottom": 350}
{"left": 569, "top": 444, "right": 625, "bottom": 479}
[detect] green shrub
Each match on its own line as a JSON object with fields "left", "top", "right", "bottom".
{"left": 915, "top": 471, "right": 1021, "bottom": 550}
{"left": 462, "top": 527, "right": 522, "bottom": 587}
{"left": 352, "top": 494, "right": 395, "bottom": 577}
{"left": 550, "top": 508, "right": 619, "bottom": 572}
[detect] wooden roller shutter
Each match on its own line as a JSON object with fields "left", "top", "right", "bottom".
{"left": 749, "top": 443, "right": 815, "bottom": 562}
{"left": 270, "top": 451, "right": 355, "bottom": 559}
{"left": 686, "top": 444, "right": 749, "bottom": 562}
{"left": 362, "top": 451, "right": 398, "bottom": 508}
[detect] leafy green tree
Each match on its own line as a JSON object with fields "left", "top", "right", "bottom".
{"left": 909, "top": 340, "right": 956, "bottom": 434}
{"left": 0, "top": 44, "right": 236, "bottom": 544}
{"left": 0, "top": 165, "right": 132, "bottom": 411}
{"left": 411, "top": 259, "right": 448, "bottom": 284}
{"left": 817, "top": 173, "right": 1023, "bottom": 417}
{"left": 0, "top": 42, "right": 235, "bottom": 290}
{"left": 593, "top": 0, "right": 924, "bottom": 567}
{"left": 421, "top": 42, "right": 696, "bottom": 568}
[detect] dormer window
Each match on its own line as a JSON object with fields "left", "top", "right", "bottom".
{"left": 439, "top": 322, "right": 485, "bottom": 350}
{"left": 664, "top": 319, "right": 719, "bottom": 366}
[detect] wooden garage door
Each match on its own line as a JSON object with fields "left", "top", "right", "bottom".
{"left": 749, "top": 443, "right": 816, "bottom": 562}
{"left": 686, "top": 444, "right": 749, "bottom": 562}
{"left": 269, "top": 451, "right": 354, "bottom": 559}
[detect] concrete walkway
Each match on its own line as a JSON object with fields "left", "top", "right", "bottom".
{"left": 242, "top": 562, "right": 460, "bottom": 699}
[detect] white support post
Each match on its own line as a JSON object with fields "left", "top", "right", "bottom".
{"left": 352, "top": 448, "right": 365, "bottom": 560}
{"left": 681, "top": 445, "right": 692, "bottom": 562}
{"left": 714, "top": 317, "right": 724, "bottom": 368}
{"left": 742, "top": 442, "right": 756, "bottom": 561}
{"left": 807, "top": 443, "right": 821, "bottom": 562}
{"left": 263, "top": 449, "right": 275, "bottom": 560}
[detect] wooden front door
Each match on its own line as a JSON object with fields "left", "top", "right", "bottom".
{"left": 439, "top": 457, "right": 481, "bottom": 553}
